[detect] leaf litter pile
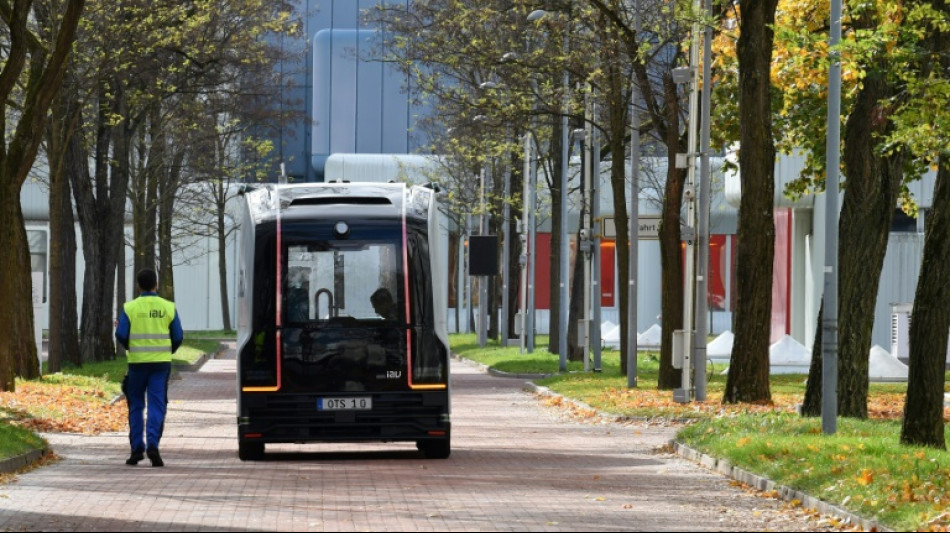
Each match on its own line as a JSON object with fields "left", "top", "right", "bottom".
{"left": 539, "top": 386, "right": 943, "bottom": 424}
{"left": 0, "top": 379, "right": 126, "bottom": 434}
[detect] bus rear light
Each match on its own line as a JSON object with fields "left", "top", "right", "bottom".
{"left": 244, "top": 433, "right": 263, "bottom": 439}
{"left": 427, "top": 430, "right": 446, "bottom": 436}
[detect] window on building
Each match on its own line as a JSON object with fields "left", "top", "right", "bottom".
{"left": 891, "top": 209, "right": 921, "bottom": 233}
{"left": 27, "top": 229, "right": 47, "bottom": 303}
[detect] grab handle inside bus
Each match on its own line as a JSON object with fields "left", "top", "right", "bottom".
{"left": 314, "top": 288, "right": 335, "bottom": 318}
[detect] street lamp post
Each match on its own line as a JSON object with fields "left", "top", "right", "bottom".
{"left": 527, "top": 124, "right": 538, "bottom": 353}
{"left": 477, "top": 165, "right": 489, "bottom": 348}
{"left": 520, "top": 131, "right": 531, "bottom": 353}
{"left": 574, "top": 126, "right": 590, "bottom": 371}
{"left": 822, "top": 0, "right": 842, "bottom": 435}
{"left": 671, "top": 3, "right": 703, "bottom": 403}
{"left": 479, "top": 81, "right": 512, "bottom": 347}
{"left": 527, "top": 8, "right": 570, "bottom": 364}
{"left": 522, "top": 48, "right": 540, "bottom": 355}
{"left": 694, "top": 0, "right": 714, "bottom": 402}
{"left": 590, "top": 103, "right": 603, "bottom": 372}
{"left": 627, "top": 2, "right": 641, "bottom": 388}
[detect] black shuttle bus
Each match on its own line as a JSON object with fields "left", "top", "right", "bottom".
{"left": 236, "top": 182, "right": 450, "bottom": 460}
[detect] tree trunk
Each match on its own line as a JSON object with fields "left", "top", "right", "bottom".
{"left": 0, "top": 185, "right": 37, "bottom": 390}
{"left": 901, "top": 0, "right": 949, "bottom": 448}
{"left": 216, "top": 200, "right": 232, "bottom": 331}
{"left": 47, "top": 99, "right": 82, "bottom": 372}
{"left": 158, "top": 160, "right": 179, "bottom": 301}
{"left": 505, "top": 154, "right": 523, "bottom": 345}
{"left": 608, "top": 113, "right": 631, "bottom": 376}
{"left": 0, "top": 0, "right": 84, "bottom": 388}
{"left": 131, "top": 127, "right": 147, "bottom": 276}
{"left": 901, "top": 158, "right": 950, "bottom": 449}
{"left": 74, "top": 85, "right": 129, "bottom": 363}
{"left": 801, "top": 300, "right": 823, "bottom": 417}
{"left": 658, "top": 161, "right": 686, "bottom": 390}
{"left": 837, "top": 70, "right": 904, "bottom": 419}
{"left": 115, "top": 233, "right": 127, "bottom": 361}
{"left": 596, "top": 42, "right": 633, "bottom": 375}
{"left": 133, "top": 112, "right": 161, "bottom": 276}
{"left": 724, "top": 0, "right": 779, "bottom": 404}
{"left": 657, "top": 73, "right": 687, "bottom": 390}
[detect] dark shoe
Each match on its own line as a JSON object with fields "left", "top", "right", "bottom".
{"left": 125, "top": 450, "right": 145, "bottom": 465}
{"left": 146, "top": 448, "right": 164, "bottom": 467}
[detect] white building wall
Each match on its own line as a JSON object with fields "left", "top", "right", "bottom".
{"left": 22, "top": 180, "right": 240, "bottom": 332}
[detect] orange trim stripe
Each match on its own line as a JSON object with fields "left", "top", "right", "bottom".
{"left": 411, "top": 383, "right": 447, "bottom": 390}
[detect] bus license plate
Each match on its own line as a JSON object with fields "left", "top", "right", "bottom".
{"left": 318, "top": 397, "right": 372, "bottom": 411}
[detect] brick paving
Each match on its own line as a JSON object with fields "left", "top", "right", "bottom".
{"left": 0, "top": 347, "right": 840, "bottom": 532}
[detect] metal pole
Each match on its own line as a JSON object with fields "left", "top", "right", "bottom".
{"left": 558, "top": 32, "right": 570, "bottom": 373}
{"left": 591, "top": 106, "right": 603, "bottom": 372}
{"left": 582, "top": 117, "right": 592, "bottom": 372}
{"left": 458, "top": 224, "right": 465, "bottom": 333}
{"left": 520, "top": 132, "right": 531, "bottom": 353}
{"left": 822, "top": 0, "right": 842, "bottom": 435}
{"left": 627, "top": 0, "right": 641, "bottom": 388}
{"left": 677, "top": 2, "right": 701, "bottom": 403}
{"left": 478, "top": 167, "right": 488, "bottom": 348}
{"left": 694, "top": 0, "right": 713, "bottom": 402}
{"left": 527, "top": 129, "right": 538, "bottom": 353}
{"left": 501, "top": 133, "right": 511, "bottom": 346}
{"left": 466, "top": 214, "right": 472, "bottom": 334}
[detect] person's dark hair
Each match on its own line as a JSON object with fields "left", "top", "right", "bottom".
{"left": 371, "top": 288, "right": 392, "bottom": 305}
{"left": 137, "top": 269, "right": 158, "bottom": 292}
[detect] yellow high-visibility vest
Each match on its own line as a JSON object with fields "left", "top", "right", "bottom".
{"left": 125, "top": 296, "right": 176, "bottom": 363}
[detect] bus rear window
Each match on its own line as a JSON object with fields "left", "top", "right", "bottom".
{"left": 284, "top": 241, "right": 404, "bottom": 324}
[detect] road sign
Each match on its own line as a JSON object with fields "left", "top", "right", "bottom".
{"left": 602, "top": 216, "right": 660, "bottom": 240}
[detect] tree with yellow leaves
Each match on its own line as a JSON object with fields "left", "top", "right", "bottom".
{"left": 716, "top": 0, "right": 950, "bottom": 428}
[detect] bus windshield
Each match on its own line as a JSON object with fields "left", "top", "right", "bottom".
{"left": 284, "top": 241, "right": 403, "bottom": 324}
{"left": 279, "top": 237, "right": 409, "bottom": 393}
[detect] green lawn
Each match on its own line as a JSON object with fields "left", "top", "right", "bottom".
{"left": 0, "top": 421, "right": 47, "bottom": 465}
{"left": 42, "top": 338, "right": 221, "bottom": 381}
{"left": 451, "top": 333, "right": 950, "bottom": 531}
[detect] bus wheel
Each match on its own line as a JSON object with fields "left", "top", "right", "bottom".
{"left": 417, "top": 439, "right": 450, "bottom": 459}
{"left": 239, "top": 441, "right": 265, "bottom": 461}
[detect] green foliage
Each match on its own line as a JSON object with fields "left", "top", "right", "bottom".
{"left": 680, "top": 414, "right": 950, "bottom": 531}
{"left": 42, "top": 338, "right": 219, "bottom": 382}
{"left": 0, "top": 421, "right": 47, "bottom": 462}
{"left": 714, "top": 0, "right": 950, "bottom": 201}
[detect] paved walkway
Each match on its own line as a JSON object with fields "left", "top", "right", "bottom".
{"left": 0, "top": 348, "right": 841, "bottom": 532}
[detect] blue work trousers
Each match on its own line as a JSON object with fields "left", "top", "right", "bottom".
{"left": 126, "top": 362, "right": 171, "bottom": 452}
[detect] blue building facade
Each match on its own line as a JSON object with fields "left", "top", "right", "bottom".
{"left": 274, "top": 0, "right": 431, "bottom": 182}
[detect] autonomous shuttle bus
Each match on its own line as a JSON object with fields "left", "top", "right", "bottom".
{"left": 235, "top": 182, "right": 450, "bottom": 460}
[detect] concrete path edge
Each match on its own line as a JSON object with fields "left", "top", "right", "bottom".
{"left": 0, "top": 449, "right": 46, "bottom": 475}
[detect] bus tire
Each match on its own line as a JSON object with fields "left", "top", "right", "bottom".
{"left": 418, "top": 439, "right": 450, "bottom": 459}
{"left": 239, "top": 441, "right": 265, "bottom": 461}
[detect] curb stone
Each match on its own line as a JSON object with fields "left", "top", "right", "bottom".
{"left": 454, "top": 353, "right": 891, "bottom": 532}
{"left": 176, "top": 342, "right": 225, "bottom": 372}
{"left": 0, "top": 448, "right": 46, "bottom": 475}
{"left": 673, "top": 442, "right": 892, "bottom": 532}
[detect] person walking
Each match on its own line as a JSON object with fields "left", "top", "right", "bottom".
{"left": 115, "top": 268, "right": 184, "bottom": 467}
